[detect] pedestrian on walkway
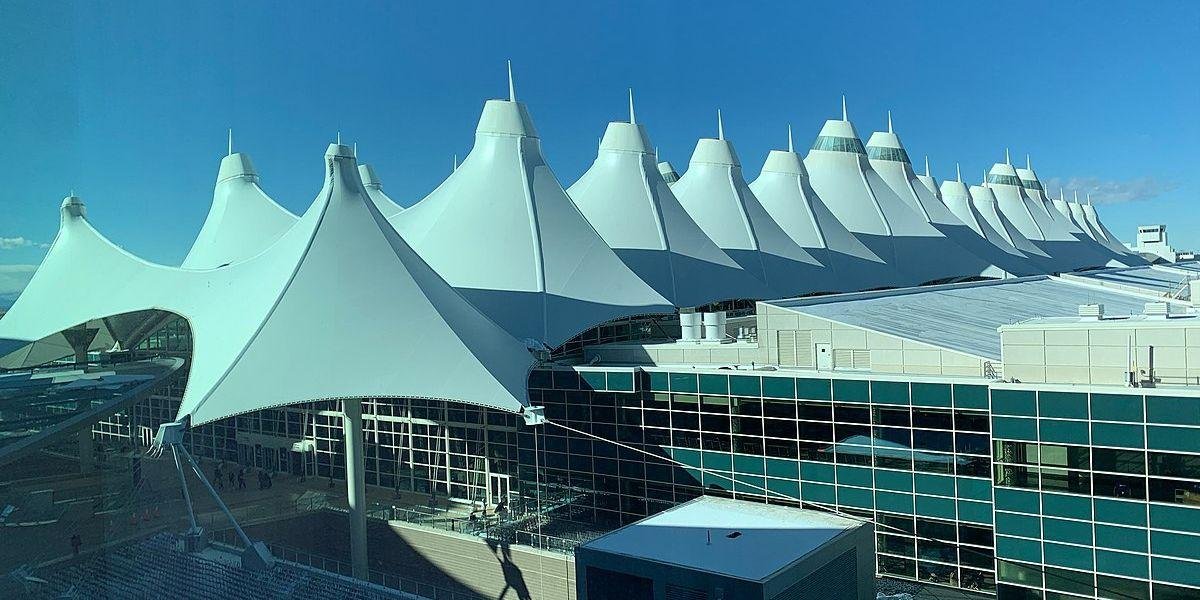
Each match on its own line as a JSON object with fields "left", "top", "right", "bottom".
{"left": 70, "top": 533, "right": 81, "bottom": 557}
{"left": 228, "top": 470, "right": 235, "bottom": 488}
{"left": 237, "top": 468, "right": 246, "bottom": 490}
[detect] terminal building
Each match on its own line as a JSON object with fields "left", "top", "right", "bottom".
{"left": 1, "top": 69, "right": 1194, "bottom": 600}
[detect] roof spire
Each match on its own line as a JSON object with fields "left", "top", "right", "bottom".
{"left": 841, "top": 95, "right": 848, "bottom": 121}
{"left": 1005, "top": 148, "right": 1011, "bottom": 165}
{"left": 1060, "top": 188, "right": 1066, "bottom": 202}
{"left": 655, "top": 146, "right": 659, "bottom": 161}
{"left": 1087, "top": 192, "right": 1093, "bottom": 205}
{"left": 787, "top": 124, "right": 794, "bottom": 152}
{"left": 507, "top": 60, "right": 516, "bottom": 102}
{"left": 887, "top": 110, "right": 893, "bottom": 133}
{"left": 717, "top": 109, "right": 724, "bottom": 140}
{"left": 1074, "top": 190, "right": 1080, "bottom": 204}
{"left": 1026, "top": 154, "right": 1032, "bottom": 170}
{"left": 955, "top": 162, "right": 961, "bottom": 183}
{"left": 353, "top": 142, "right": 357, "bottom": 158}
{"left": 227, "top": 128, "right": 233, "bottom": 157}
{"left": 336, "top": 131, "right": 341, "bottom": 145}
{"left": 628, "top": 88, "right": 636, "bottom": 125}
{"left": 453, "top": 154, "right": 458, "bottom": 172}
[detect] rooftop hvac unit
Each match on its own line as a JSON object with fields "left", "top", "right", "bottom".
{"left": 1078, "top": 304, "right": 1104, "bottom": 320}
{"left": 702, "top": 311, "right": 727, "bottom": 342}
{"left": 1144, "top": 302, "right": 1171, "bottom": 319}
{"left": 680, "top": 312, "right": 702, "bottom": 342}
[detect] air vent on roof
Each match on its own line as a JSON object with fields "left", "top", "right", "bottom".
{"left": 1078, "top": 304, "right": 1104, "bottom": 320}
{"left": 1144, "top": 302, "right": 1171, "bottom": 319}
{"left": 726, "top": 531, "right": 742, "bottom": 539}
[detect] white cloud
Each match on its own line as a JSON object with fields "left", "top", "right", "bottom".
{"left": 0, "top": 264, "right": 37, "bottom": 296}
{"left": 1041, "top": 176, "right": 1178, "bottom": 205}
{"left": 0, "top": 236, "right": 33, "bottom": 250}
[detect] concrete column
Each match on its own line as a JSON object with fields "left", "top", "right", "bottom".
{"left": 343, "top": 399, "right": 368, "bottom": 580}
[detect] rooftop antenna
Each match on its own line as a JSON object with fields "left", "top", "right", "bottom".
{"left": 955, "top": 162, "right": 962, "bottom": 183}
{"left": 841, "top": 95, "right": 848, "bottom": 121}
{"left": 924, "top": 155, "right": 931, "bottom": 177}
{"left": 1005, "top": 148, "right": 1011, "bottom": 165}
{"left": 628, "top": 88, "right": 636, "bottom": 125}
{"left": 507, "top": 60, "right": 516, "bottom": 102}
{"left": 787, "top": 124, "right": 794, "bottom": 152}
{"left": 887, "top": 110, "right": 893, "bottom": 133}
{"left": 227, "top": 128, "right": 233, "bottom": 157}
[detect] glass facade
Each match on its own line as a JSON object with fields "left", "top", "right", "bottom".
{"left": 986, "top": 173, "right": 1024, "bottom": 187}
{"left": 1020, "top": 179, "right": 1045, "bottom": 192}
{"left": 867, "top": 146, "right": 912, "bottom": 164}
{"left": 812, "top": 135, "right": 867, "bottom": 155}
{"left": 87, "top": 363, "right": 1200, "bottom": 599}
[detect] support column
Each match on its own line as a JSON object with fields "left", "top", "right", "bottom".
{"left": 343, "top": 399, "right": 368, "bottom": 580}
{"left": 78, "top": 428, "right": 95, "bottom": 474}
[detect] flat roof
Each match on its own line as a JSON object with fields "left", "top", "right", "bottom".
{"left": 771, "top": 276, "right": 1183, "bottom": 361}
{"left": 1066, "top": 264, "right": 1199, "bottom": 299}
{"left": 579, "top": 496, "right": 862, "bottom": 582}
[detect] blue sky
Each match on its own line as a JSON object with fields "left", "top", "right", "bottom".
{"left": 1, "top": 1, "right": 1197, "bottom": 297}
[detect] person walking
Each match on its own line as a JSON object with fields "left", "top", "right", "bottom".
{"left": 70, "top": 533, "right": 82, "bottom": 557}
{"left": 237, "top": 468, "right": 246, "bottom": 490}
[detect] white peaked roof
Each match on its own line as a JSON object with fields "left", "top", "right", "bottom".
{"left": 865, "top": 122, "right": 1023, "bottom": 277}
{"left": 568, "top": 102, "right": 768, "bottom": 307}
{"left": 803, "top": 106, "right": 983, "bottom": 284}
{"left": 915, "top": 156, "right": 939, "bottom": 198}
{"left": 0, "top": 144, "right": 533, "bottom": 426}
{"left": 390, "top": 80, "right": 672, "bottom": 346}
{"left": 1016, "top": 161, "right": 1089, "bottom": 238}
{"left": 940, "top": 174, "right": 1041, "bottom": 275}
{"left": 657, "top": 160, "right": 680, "bottom": 185}
{"left": 1079, "top": 193, "right": 1139, "bottom": 257}
{"left": 359, "top": 164, "right": 405, "bottom": 217}
{"left": 671, "top": 115, "right": 830, "bottom": 297}
{"left": 181, "top": 152, "right": 297, "bottom": 269}
{"left": 967, "top": 182, "right": 1057, "bottom": 268}
{"left": 749, "top": 128, "right": 898, "bottom": 290}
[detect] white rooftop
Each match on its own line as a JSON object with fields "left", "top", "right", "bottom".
{"left": 771, "top": 275, "right": 1186, "bottom": 360}
{"left": 580, "top": 496, "right": 862, "bottom": 582}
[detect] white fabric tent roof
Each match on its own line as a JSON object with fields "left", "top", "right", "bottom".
{"left": 359, "top": 164, "right": 406, "bottom": 218}
{"left": 967, "top": 182, "right": 1059, "bottom": 270}
{"left": 865, "top": 125, "right": 1029, "bottom": 277}
{"left": 0, "top": 144, "right": 533, "bottom": 426}
{"left": 390, "top": 91, "right": 672, "bottom": 346}
{"left": 181, "top": 153, "right": 297, "bottom": 269}
{"left": 748, "top": 136, "right": 898, "bottom": 291}
{"left": 939, "top": 176, "right": 1039, "bottom": 273}
{"left": 671, "top": 119, "right": 829, "bottom": 298}
{"left": 803, "top": 111, "right": 984, "bottom": 284}
{"left": 568, "top": 108, "right": 768, "bottom": 307}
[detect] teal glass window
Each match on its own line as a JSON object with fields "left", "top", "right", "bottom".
{"left": 876, "top": 469, "right": 913, "bottom": 492}
{"left": 1040, "top": 419, "right": 1089, "bottom": 444}
{"left": 669, "top": 372, "right": 698, "bottom": 393}
{"left": 733, "top": 453, "right": 764, "bottom": 475}
{"left": 795, "top": 378, "right": 831, "bottom": 401}
{"left": 957, "top": 500, "right": 992, "bottom": 524}
{"left": 579, "top": 370, "right": 606, "bottom": 391}
{"left": 994, "top": 488, "right": 1040, "bottom": 514}
{"left": 1043, "top": 517, "right": 1093, "bottom": 545}
{"left": 995, "top": 535, "right": 1042, "bottom": 563}
{"left": 812, "top": 135, "right": 866, "bottom": 154}
{"left": 876, "top": 491, "right": 914, "bottom": 514}
{"left": 997, "top": 559, "right": 1042, "bottom": 586}
{"left": 648, "top": 371, "right": 669, "bottom": 392}
{"left": 702, "top": 450, "right": 732, "bottom": 472}
{"left": 835, "top": 465, "right": 872, "bottom": 487}
{"left": 871, "top": 380, "right": 909, "bottom": 405}
{"left": 915, "top": 473, "right": 955, "bottom": 497}
{"left": 1095, "top": 524, "right": 1147, "bottom": 553}
{"left": 1042, "top": 492, "right": 1092, "bottom": 520}
{"left": 765, "top": 457, "right": 799, "bottom": 479}
{"left": 986, "top": 173, "right": 1023, "bottom": 186}
{"left": 1152, "top": 556, "right": 1200, "bottom": 588}
{"left": 1147, "top": 425, "right": 1200, "bottom": 453}
{"left": 1151, "top": 530, "right": 1200, "bottom": 559}
{"left": 802, "top": 482, "right": 836, "bottom": 504}
{"left": 1044, "top": 542, "right": 1093, "bottom": 570}
{"left": 698, "top": 374, "right": 728, "bottom": 395}
{"left": 1094, "top": 498, "right": 1146, "bottom": 527}
{"left": 1039, "top": 391, "right": 1088, "bottom": 419}
{"left": 1091, "top": 422, "right": 1145, "bottom": 449}
{"left": 729, "top": 375, "right": 761, "bottom": 397}
{"left": 766, "top": 477, "right": 800, "bottom": 500}
{"left": 954, "top": 384, "right": 989, "bottom": 409}
{"left": 734, "top": 472, "right": 766, "bottom": 494}
{"left": 762, "top": 376, "right": 795, "bottom": 399}
{"left": 832, "top": 379, "right": 869, "bottom": 403}
{"left": 993, "top": 416, "right": 1038, "bottom": 441}
{"left": 1091, "top": 393, "right": 1144, "bottom": 422}
{"left": 800, "top": 461, "right": 835, "bottom": 483}
{"left": 995, "top": 511, "right": 1041, "bottom": 538}
{"left": 1146, "top": 395, "right": 1200, "bottom": 426}
{"left": 915, "top": 494, "right": 956, "bottom": 519}
{"left": 957, "top": 477, "right": 991, "bottom": 501}
{"left": 992, "top": 389, "right": 1037, "bottom": 416}
{"left": 837, "top": 485, "right": 874, "bottom": 509}
{"left": 911, "top": 382, "right": 951, "bottom": 407}
{"left": 1150, "top": 504, "right": 1200, "bottom": 534}
{"left": 607, "top": 371, "right": 634, "bottom": 391}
